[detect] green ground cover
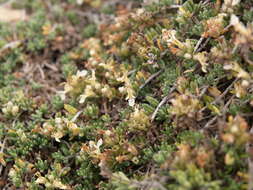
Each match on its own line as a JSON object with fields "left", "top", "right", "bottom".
{"left": 0, "top": 0, "right": 253, "bottom": 189}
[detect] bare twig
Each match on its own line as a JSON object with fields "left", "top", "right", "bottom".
{"left": 222, "top": 95, "right": 235, "bottom": 114}
{"left": 200, "top": 78, "right": 238, "bottom": 113}
{"left": 214, "top": 78, "right": 238, "bottom": 104}
{"left": 201, "top": 0, "right": 210, "bottom": 6}
{"left": 71, "top": 110, "right": 82, "bottom": 122}
{"left": 232, "top": 44, "right": 238, "bottom": 54}
{"left": 169, "top": 5, "right": 181, "bottom": 8}
{"left": 0, "top": 40, "right": 21, "bottom": 56}
{"left": 197, "top": 37, "right": 210, "bottom": 52}
{"left": 151, "top": 86, "right": 176, "bottom": 122}
{"left": 202, "top": 95, "right": 235, "bottom": 130}
{"left": 128, "top": 69, "right": 137, "bottom": 76}
{"left": 202, "top": 116, "right": 218, "bottom": 130}
{"left": 132, "top": 179, "right": 167, "bottom": 190}
{"left": 198, "top": 85, "right": 209, "bottom": 98}
{"left": 37, "top": 65, "right": 45, "bottom": 80}
{"left": 0, "top": 137, "right": 6, "bottom": 175}
{"left": 40, "top": 84, "right": 58, "bottom": 93}
{"left": 194, "top": 37, "right": 204, "bottom": 53}
{"left": 43, "top": 62, "right": 58, "bottom": 72}
{"left": 151, "top": 96, "right": 169, "bottom": 122}
{"left": 140, "top": 69, "right": 163, "bottom": 90}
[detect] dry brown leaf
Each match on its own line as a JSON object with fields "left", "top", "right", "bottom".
{"left": 208, "top": 86, "right": 221, "bottom": 97}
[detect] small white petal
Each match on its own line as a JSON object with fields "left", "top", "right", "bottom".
{"left": 76, "top": 0, "right": 83, "bottom": 5}
{"left": 57, "top": 91, "right": 66, "bottom": 100}
{"left": 232, "top": 0, "right": 240, "bottom": 6}
{"left": 76, "top": 70, "right": 88, "bottom": 77}
{"left": 128, "top": 98, "right": 135, "bottom": 107}
{"left": 230, "top": 14, "right": 239, "bottom": 26}
{"left": 79, "top": 95, "right": 86, "bottom": 104}
{"left": 97, "top": 139, "right": 103, "bottom": 147}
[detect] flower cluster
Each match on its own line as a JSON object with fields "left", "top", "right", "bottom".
{"left": 1, "top": 0, "right": 253, "bottom": 190}
{"left": 37, "top": 117, "right": 81, "bottom": 142}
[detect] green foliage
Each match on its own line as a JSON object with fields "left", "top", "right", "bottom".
{"left": 0, "top": 0, "right": 252, "bottom": 190}
{"left": 168, "top": 164, "right": 221, "bottom": 190}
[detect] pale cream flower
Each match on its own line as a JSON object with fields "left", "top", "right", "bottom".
{"left": 89, "top": 139, "right": 103, "bottom": 155}
{"left": 193, "top": 52, "right": 208, "bottom": 73}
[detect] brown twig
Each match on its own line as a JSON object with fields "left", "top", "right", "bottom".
{"left": 71, "top": 110, "right": 82, "bottom": 122}
{"left": 197, "top": 37, "right": 210, "bottom": 52}
{"left": 128, "top": 69, "right": 137, "bottom": 76}
{"left": 213, "top": 78, "right": 238, "bottom": 104}
{"left": 43, "top": 62, "right": 58, "bottom": 72}
{"left": 132, "top": 179, "right": 167, "bottom": 190}
{"left": 151, "top": 86, "right": 176, "bottom": 122}
{"left": 37, "top": 65, "right": 45, "bottom": 80}
{"left": 140, "top": 69, "right": 163, "bottom": 90}
{"left": 202, "top": 116, "right": 218, "bottom": 130}
{"left": 193, "top": 37, "right": 204, "bottom": 53}
{"left": 200, "top": 78, "right": 238, "bottom": 113}
{"left": 0, "top": 137, "right": 6, "bottom": 175}
{"left": 202, "top": 95, "right": 235, "bottom": 130}
{"left": 0, "top": 40, "right": 21, "bottom": 56}
{"left": 198, "top": 85, "right": 209, "bottom": 98}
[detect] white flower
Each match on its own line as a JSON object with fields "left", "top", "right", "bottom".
{"left": 162, "top": 29, "right": 187, "bottom": 50}
{"left": 193, "top": 52, "right": 208, "bottom": 73}
{"left": 52, "top": 131, "right": 64, "bottom": 142}
{"left": 79, "top": 85, "right": 95, "bottom": 104}
{"left": 128, "top": 98, "right": 135, "bottom": 107}
{"left": 35, "top": 177, "right": 47, "bottom": 184}
{"left": 11, "top": 105, "right": 19, "bottom": 115}
{"left": 89, "top": 139, "right": 103, "bottom": 155}
{"left": 76, "top": 0, "right": 84, "bottom": 5}
{"left": 57, "top": 91, "right": 66, "bottom": 100}
{"left": 55, "top": 117, "right": 62, "bottom": 124}
{"left": 76, "top": 70, "right": 88, "bottom": 77}
{"left": 241, "top": 80, "right": 249, "bottom": 87}
{"left": 225, "top": 0, "right": 240, "bottom": 6}
{"left": 118, "top": 86, "right": 125, "bottom": 93}
{"left": 230, "top": 14, "right": 239, "bottom": 26}
{"left": 136, "top": 8, "right": 145, "bottom": 16}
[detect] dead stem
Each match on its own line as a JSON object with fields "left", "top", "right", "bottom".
{"left": 193, "top": 37, "right": 204, "bottom": 53}
{"left": 151, "top": 86, "right": 176, "bottom": 122}
{"left": 0, "top": 137, "right": 6, "bottom": 175}
{"left": 140, "top": 69, "right": 163, "bottom": 90}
